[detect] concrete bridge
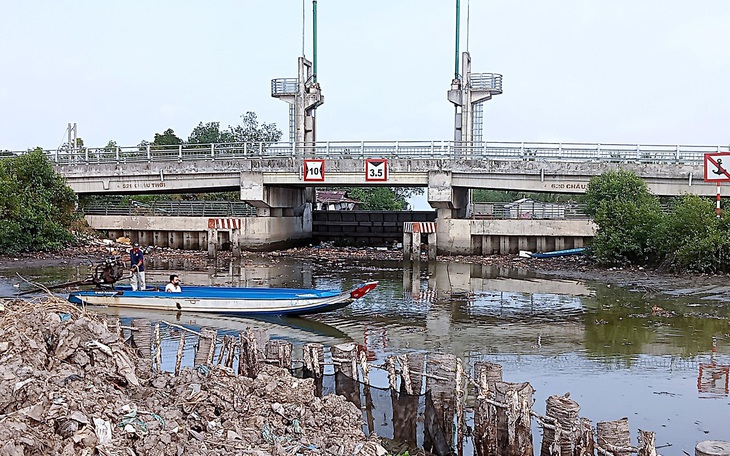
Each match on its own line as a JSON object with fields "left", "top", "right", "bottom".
{"left": 11, "top": 140, "right": 727, "bottom": 255}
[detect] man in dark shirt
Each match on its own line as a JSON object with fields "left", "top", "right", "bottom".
{"left": 129, "top": 243, "right": 146, "bottom": 291}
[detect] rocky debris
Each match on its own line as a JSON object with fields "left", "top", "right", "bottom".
{"left": 0, "top": 298, "right": 384, "bottom": 455}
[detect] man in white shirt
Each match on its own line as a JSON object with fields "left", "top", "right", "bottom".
{"left": 165, "top": 274, "right": 182, "bottom": 293}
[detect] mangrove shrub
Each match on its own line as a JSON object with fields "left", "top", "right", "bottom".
{"left": 0, "top": 149, "right": 78, "bottom": 253}
{"left": 584, "top": 170, "right": 663, "bottom": 265}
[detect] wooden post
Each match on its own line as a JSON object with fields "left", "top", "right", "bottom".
{"left": 194, "top": 328, "right": 217, "bottom": 367}
{"left": 239, "top": 328, "right": 268, "bottom": 378}
{"left": 695, "top": 440, "right": 730, "bottom": 456}
{"left": 386, "top": 356, "right": 398, "bottom": 390}
{"left": 540, "top": 394, "right": 583, "bottom": 456}
{"left": 130, "top": 319, "right": 151, "bottom": 358}
{"left": 581, "top": 418, "right": 595, "bottom": 456}
{"left": 494, "top": 381, "right": 535, "bottom": 456}
{"left": 358, "top": 348, "right": 370, "bottom": 386}
{"left": 596, "top": 417, "right": 631, "bottom": 456}
{"left": 153, "top": 323, "right": 162, "bottom": 372}
{"left": 474, "top": 361, "right": 503, "bottom": 395}
{"left": 303, "top": 343, "right": 325, "bottom": 397}
{"left": 265, "top": 340, "right": 293, "bottom": 370}
{"left": 403, "top": 230, "right": 413, "bottom": 260}
{"left": 427, "top": 232, "right": 437, "bottom": 260}
{"left": 412, "top": 231, "right": 421, "bottom": 260}
{"left": 638, "top": 429, "right": 657, "bottom": 456}
{"left": 424, "top": 353, "right": 459, "bottom": 456}
{"left": 303, "top": 343, "right": 325, "bottom": 377}
{"left": 174, "top": 331, "right": 186, "bottom": 376}
{"left": 392, "top": 353, "right": 423, "bottom": 450}
{"left": 331, "top": 343, "right": 358, "bottom": 379}
{"left": 331, "top": 343, "right": 360, "bottom": 408}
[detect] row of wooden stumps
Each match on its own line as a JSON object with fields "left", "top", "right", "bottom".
{"left": 123, "top": 319, "right": 659, "bottom": 456}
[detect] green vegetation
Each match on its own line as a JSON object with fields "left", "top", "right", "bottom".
{"left": 342, "top": 187, "right": 422, "bottom": 211}
{"left": 585, "top": 170, "right": 730, "bottom": 273}
{"left": 472, "top": 189, "right": 583, "bottom": 203}
{"left": 584, "top": 170, "right": 662, "bottom": 265}
{"left": 0, "top": 149, "right": 80, "bottom": 254}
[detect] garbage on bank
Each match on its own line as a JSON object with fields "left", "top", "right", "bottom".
{"left": 0, "top": 298, "right": 384, "bottom": 455}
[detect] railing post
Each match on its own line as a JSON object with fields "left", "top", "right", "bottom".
{"left": 395, "top": 140, "right": 399, "bottom": 157}
{"left": 360, "top": 141, "right": 365, "bottom": 158}
{"left": 178, "top": 144, "right": 182, "bottom": 160}
{"left": 636, "top": 144, "right": 641, "bottom": 162}
{"left": 211, "top": 143, "right": 215, "bottom": 159}
{"left": 558, "top": 143, "right": 563, "bottom": 159}
{"left": 596, "top": 143, "right": 601, "bottom": 160}
{"left": 675, "top": 145, "right": 680, "bottom": 162}
{"left": 243, "top": 142, "right": 247, "bottom": 155}
{"left": 259, "top": 142, "right": 263, "bottom": 155}
{"left": 115, "top": 147, "right": 120, "bottom": 162}
{"left": 146, "top": 144, "right": 151, "bottom": 161}
{"left": 54, "top": 148, "right": 59, "bottom": 163}
{"left": 326, "top": 141, "right": 330, "bottom": 157}
{"left": 520, "top": 142, "right": 525, "bottom": 160}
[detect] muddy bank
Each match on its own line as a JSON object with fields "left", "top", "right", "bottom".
{"left": 0, "top": 298, "right": 386, "bottom": 455}
{"left": 3, "top": 240, "right": 730, "bottom": 302}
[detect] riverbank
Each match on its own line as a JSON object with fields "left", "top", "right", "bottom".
{"left": 3, "top": 240, "right": 728, "bottom": 303}
{"left": 0, "top": 297, "right": 385, "bottom": 455}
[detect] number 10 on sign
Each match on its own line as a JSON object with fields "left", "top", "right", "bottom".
{"left": 365, "top": 159, "right": 388, "bottom": 181}
{"left": 303, "top": 159, "right": 325, "bottom": 182}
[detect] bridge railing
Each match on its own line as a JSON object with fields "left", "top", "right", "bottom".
{"left": 9, "top": 140, "right": 728, "bottom": 165}
{"left": 82, "top": 200, "right": 257, "bottom": 217}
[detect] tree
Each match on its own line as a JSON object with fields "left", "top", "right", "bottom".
{"left": 0, "top": 149, "right": 79, "bottom": 253}
{"left": 153, "top": 128, "right": 183, "bottom": 146}
{"left": 228, "top": 112, "right": 282, "bottom": 143}
{"left": 584, "top": 170, "right": 662, "bottom": 266}
{"left": 188, "top": 112, "right": 283, "bottom": 145}
{"left": 187, "top": 122, "right": 229, "bottom": 145}
{"left": 654, "top": 194, "right": 730, "bottom": 273}
{"left": 345, "top": 187, "right": 410, "bottom": 210}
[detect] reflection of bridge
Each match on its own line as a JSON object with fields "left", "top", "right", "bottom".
{"left": 17, "top": 139, "right": 724, "bottom": 254}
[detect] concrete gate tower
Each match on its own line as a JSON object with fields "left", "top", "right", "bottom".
{"left": 271, "top": 1, "right": 324, "bottom": 150}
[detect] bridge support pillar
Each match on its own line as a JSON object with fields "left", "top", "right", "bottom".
{"left": 536, "top": 237, "right": 548, "bottom": 253}
{"left": 207, "top": 229, "right": 217, "bottom": 258}
{"left": 240, "top": 172, "right": 311, "bottom": 214}
{"left": 555, "top": 237, "right": 566, "bottom": 251}
{"left": 171, "top": 232, "right": 183, "bottom": 250}
{"left": 231, "top": 229, "right": 241, "bottom": 258}
{"left": 427, "top": 171, "right": 468, "bottom": 216}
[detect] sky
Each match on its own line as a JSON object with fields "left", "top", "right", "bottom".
{"left": 1, "top": 1, "right": 729, "bottom": 153}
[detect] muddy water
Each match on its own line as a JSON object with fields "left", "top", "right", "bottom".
{"left": 2, "top": 256, "right": 729, "bottom": 454}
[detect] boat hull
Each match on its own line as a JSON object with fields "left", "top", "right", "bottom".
{"left": 68, "top": 282, "right": 378, "bottom": 316}
{"left": 528, "top": 247, "right": 585, "bottom": 259}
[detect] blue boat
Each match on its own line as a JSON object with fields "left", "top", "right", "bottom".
{"left": 68, "top": 281, "right": 379, "bottom": 316}
{"left": 528, "top": 247, "right": 585, "bottom": 259}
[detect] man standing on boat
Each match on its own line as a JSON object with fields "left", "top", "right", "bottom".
{"left": 129, "top": 243, "right": 146, "bottom": 291}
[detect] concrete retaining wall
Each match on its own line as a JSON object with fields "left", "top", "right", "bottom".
{"left": 437, "top": 219, "right": 598, "bottom": 255}
{"left": 86, "top": 212, "right": 596, "bottom": 255}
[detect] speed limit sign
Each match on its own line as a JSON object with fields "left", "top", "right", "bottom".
{"left": 303, "top": 159, "right": 325, "bottom": 182}
{"left": 365, "top": 159, "right": 388, "bottom": 181}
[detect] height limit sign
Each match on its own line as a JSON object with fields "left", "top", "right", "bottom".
{"left": 365, "top": 159, "right": 388, "bottom": 181}
{"left": 303, "top": 159, "right": 325, "bottom": 182}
